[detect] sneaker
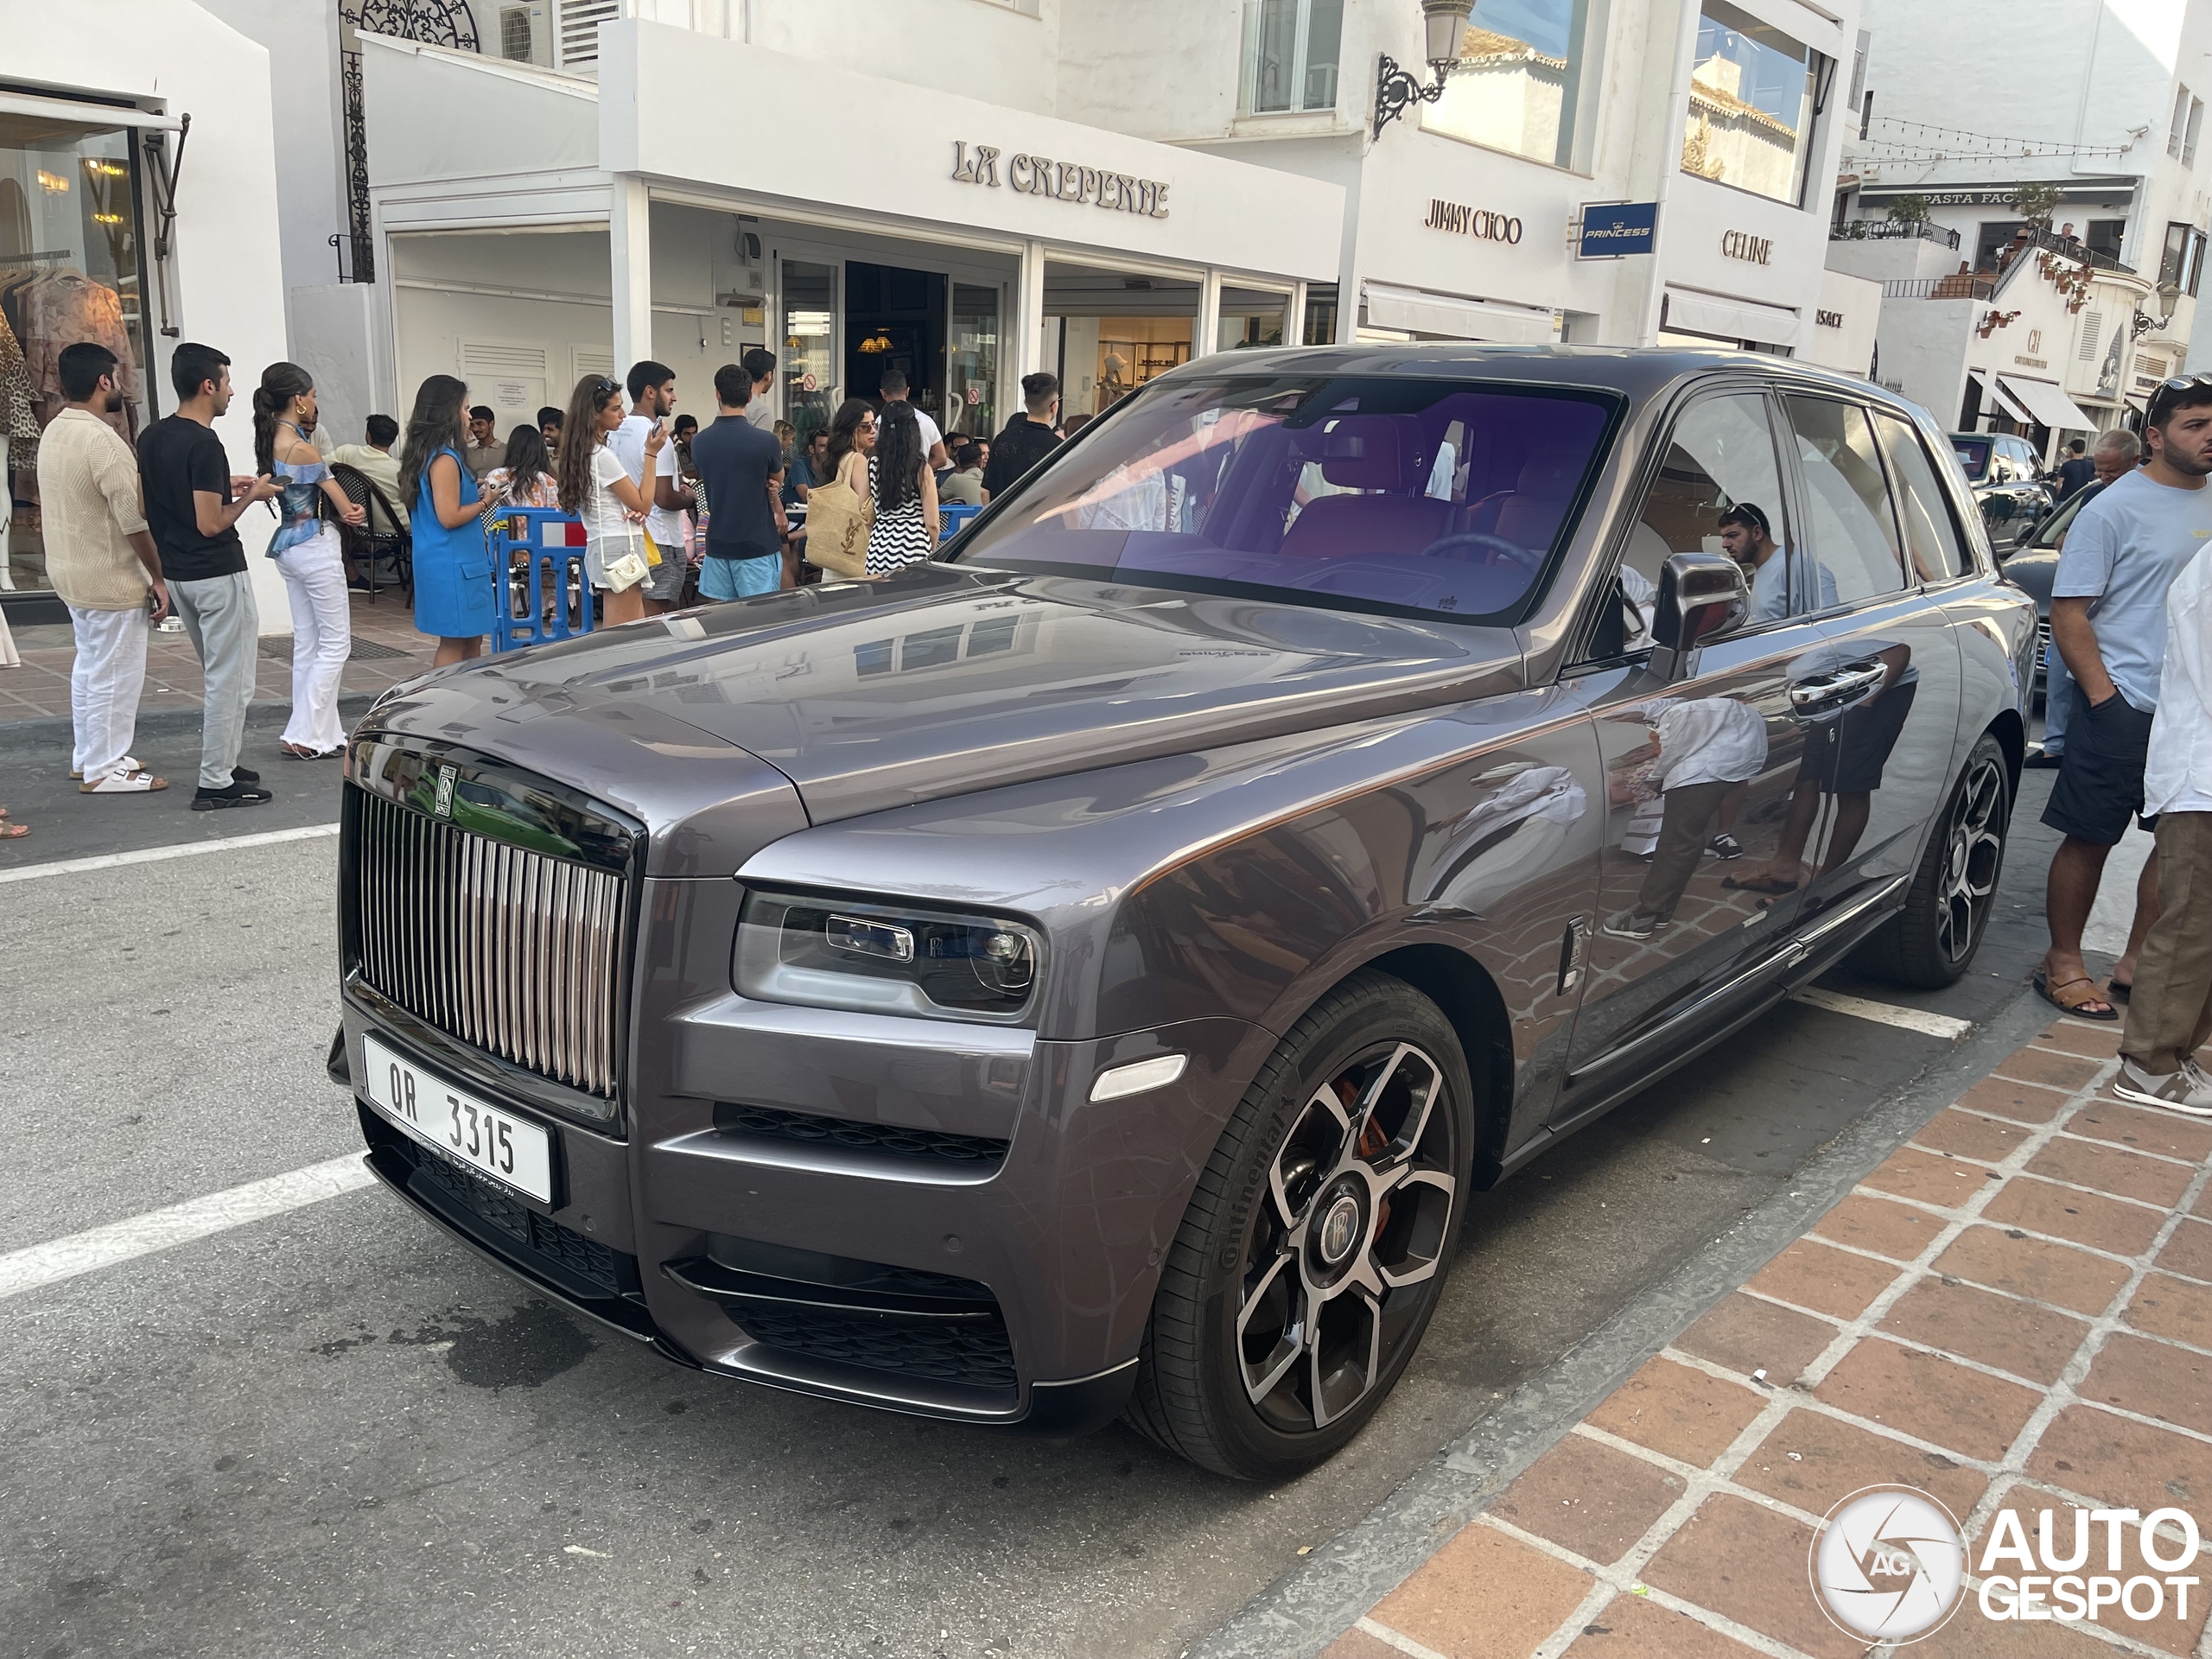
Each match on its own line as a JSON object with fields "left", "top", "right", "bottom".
{"left": 190, "top": 780, "right": 273, "bottom": 811}
{"left": 1601, "top": 911, "right": 1669, "bottom": 941}
{"left": 230, "top": 764, "right": 262, "bottom": 784}
{"left": 2112, "top": 1058, "right": 2212, "bottom": 1117}
{"left": 2024, "top": 748, "right": 2065, "bottom": 770}
{"left": 1708, "top": 833, "right": 1745, "bottom": 860}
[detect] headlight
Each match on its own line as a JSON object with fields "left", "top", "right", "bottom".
{"left": 734, "top": 889, "right": 1042, "bottom": 1022}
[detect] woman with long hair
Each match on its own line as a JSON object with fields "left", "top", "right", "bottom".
{"left": 483, "top": 423, "right": 560, "bottom": 510}
{"left": 823, "top": 396, "right": 877, "bottom": 490}
{"left": 399, "top": 374, "right": 492, "bottom": 666}
{"left": 867, "top": 399, "right": 938, "bottom": 576}
{"left": 253, "top": 360, "right": 365, "bottom": 759}
{"left": 556, "top": 372, "right": 663, "bottom": 628}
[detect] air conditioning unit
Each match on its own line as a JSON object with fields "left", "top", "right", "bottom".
{"left": 500, "top": 3, "right": 553, "bottom": 66}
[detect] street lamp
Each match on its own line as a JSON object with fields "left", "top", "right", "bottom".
{"left": 1374, "top": 0, "right": 1475, "bottom": 140}
{"left": 2131, "top": 280, "right": 2183, "bottom": 338}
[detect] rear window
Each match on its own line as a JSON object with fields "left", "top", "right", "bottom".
{"left": 945, "top": 375, "right": 1620, "bottom": 624}
{"left": 1951, "top": 436, "right": 1992, "bottom": 480}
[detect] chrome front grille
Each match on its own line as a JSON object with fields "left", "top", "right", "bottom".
{"left": 2037, "top": 619, "right": 2052, "bottom": 667}
{"left": 353, "top": 790, "right": 626, "bottom": 1097}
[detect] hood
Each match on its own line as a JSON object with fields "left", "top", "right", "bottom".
{"left": 367, "top": 567, "right": 1522, "bottom": 851}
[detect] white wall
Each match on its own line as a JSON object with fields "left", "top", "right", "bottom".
{"left": 1803, "top": 270, "right": 1881, "bottom": 375}
{"left": 1058, "top": 0, "right": 1244, "bottom": 139}
{"left": 740, "top": 0, "right": 1064, "bottom": 116}
{"left": 292, "top": 282, "right": 380, "bottom": 448}
{"left": 3, "top": 0, "right": 296, "bottom": 632}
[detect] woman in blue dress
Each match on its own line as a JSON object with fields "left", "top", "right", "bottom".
{"left": 397, "top": 374, "right": 492, "bottom": 665}
{"left": 253, "top": 361, "right": 365, "bottom": 759}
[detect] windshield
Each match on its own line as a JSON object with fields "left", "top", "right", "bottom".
{"left": 2031, "top": 489, "right": 2086, "bottom": 550}
{"left": 1951, "top": 436, "right": 1992, "bottom": 480}
{"left": 945, "top": 375, "right": 1620, "bottom": 624}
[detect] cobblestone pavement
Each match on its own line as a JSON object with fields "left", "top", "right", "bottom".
{"left": 1310, "top": 1014, "right": 2212, "bottom": 1659}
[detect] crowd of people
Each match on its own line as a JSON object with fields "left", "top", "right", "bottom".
{"left": 12, "top": 337, "right": 1080, "bottom": 831}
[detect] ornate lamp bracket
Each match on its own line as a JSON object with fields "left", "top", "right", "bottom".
{"left": 1374, "top": 53, "right": 1451, "bottom": 140}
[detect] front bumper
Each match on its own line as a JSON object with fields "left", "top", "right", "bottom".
{"left": 340, "top": 953, "right": 1269, "bottom": 1433}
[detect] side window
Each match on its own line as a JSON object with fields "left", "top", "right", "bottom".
{"left": 1783, "top": 396, "right": 1906, "bottom": 607}
{"left": 1599, "top": 393, "right": 1791, "bottom": 652}
{"left": 1874, "top": 413, "right": 1968, "bottom": 582}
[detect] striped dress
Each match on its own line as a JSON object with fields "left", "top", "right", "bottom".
{"left": 866, "top": 454, "right": 935, "bottom": 576}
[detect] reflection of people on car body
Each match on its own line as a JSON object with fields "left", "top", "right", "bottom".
{"left": 1727, "top": 640, "right": 1917, "bottom": 903}
{"left": 1721, "top": 500, "right": 1836, "bottom": 623}
{"left": 1602, "top": 697, "right": 1768, "bottom": 940}
{"left": 1430, "top": 763, "right": 1588, "bottom": 915}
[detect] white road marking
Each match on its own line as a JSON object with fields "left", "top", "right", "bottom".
{"left": 0, "top": 1154, "right": 374, "bottom": 1302}
{"left": 1791, "top": 986, "right": 1972, "bottom": 1040}
{"left": 0, "top": 822, "right": 339, "bottom": 886}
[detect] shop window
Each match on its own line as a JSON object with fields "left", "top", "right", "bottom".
{"left": 1241, "top": 0, "right": 1344, "bottom": 115}
{"left": 1681, "top": 0, "right": 1827, "bottom": 207}
{"left": 950, "top": 283, "right": 999, "bottom": 443}
{"left": 2161, "top": 222, "right": 2209, "bottom": 298}
{"left": 1, "top": 111, "right": 153, "bottom": 600}
{"left": 1423, "top": 0, "right": 1592, "bottom": 169}
{"left": 1783, "top": 397, "right": 1905, "bottom": 607}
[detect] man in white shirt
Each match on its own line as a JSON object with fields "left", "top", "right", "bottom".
{"left": 2115, "top": 534, "right": 2212, "bottom": 1111}
{"left": 878, "top": 368, "right": 950, "bottom": 473}
{"left": 740, "top": 347, "right": 777, "bottom": 433}
{"left": 329, "top": 414, "right": 409, "bottom": 531}
{"left": 608, "top": 360, "right": 691, "bottom": 614}
{"left": 1602, "top": 696, "right": 1769, "bottom": 939}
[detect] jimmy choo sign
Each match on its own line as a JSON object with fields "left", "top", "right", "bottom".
{"left": 1423, "top": 198, "right": 1523, "bottom": 244}
{"left": 950, "top": 141, "right": 1171, "bottom": 219}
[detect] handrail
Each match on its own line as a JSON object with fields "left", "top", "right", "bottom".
{"left": 1881, "top": 276, "right": 1997, "bottom": 300}
{"left": 1833, "top": 219, "right": 1961, "bottom": 251}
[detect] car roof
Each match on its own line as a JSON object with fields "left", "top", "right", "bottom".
{"left": 1157, "top": 342, "right": 1936, "bottom": 427}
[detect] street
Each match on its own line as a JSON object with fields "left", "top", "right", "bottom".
{"left": 0, "top": 747, "right": 2079, "bottom": 1659}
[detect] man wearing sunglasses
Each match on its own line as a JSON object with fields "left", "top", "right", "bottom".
{"left": 2037, "top": 377, "right": 2212, "bottom": 1026}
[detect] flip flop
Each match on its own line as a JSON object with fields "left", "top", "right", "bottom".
{"left": 2035, "top": 970, "right": 2118, "bottom": 1021}
{"left": 0, "top": 820, "right": 26, "bottom": 839}
{"left": 1723, "top": 874, "right": 1800, "bottom": 895}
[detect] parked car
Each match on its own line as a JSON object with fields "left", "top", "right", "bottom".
{"left": 338, "top": 349, "right": 2035, "bottom": 1479}
{"left": 1949, "top": 431, "right": 2054, "bottom": 551}
{"left": 1997, "top": 480, "right": 2092, "bottom": 698}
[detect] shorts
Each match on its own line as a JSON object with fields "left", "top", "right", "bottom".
{"left": 1796, "top": 680, "right": 1917, "bottom": 794}
{"left": 699, "top": 552, "right": 781, "bottom": 601}
{"left": 641, "top": 531, "right": 688, "bottom": 603}
{"left": 2044, "top": 684, "right": 2156, "bottom": 845}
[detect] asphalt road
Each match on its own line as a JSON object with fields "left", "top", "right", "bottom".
{"left": 0, "top": 753, "right": 2078, "bottom": 1659}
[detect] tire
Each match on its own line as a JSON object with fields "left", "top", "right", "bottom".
{"left": 1126, "top": 969, "right": 1474, "bottom": 1480}
{"left": 1855, "top": 733, "right": 2011, "bottom": 989}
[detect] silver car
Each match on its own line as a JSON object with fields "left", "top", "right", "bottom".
{"left": 338, "top": 348, "right": 2033, "bottom": 1479}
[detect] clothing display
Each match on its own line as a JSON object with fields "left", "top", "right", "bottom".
{"left": 0, "top": 266, "right": 140, "bottom": 438}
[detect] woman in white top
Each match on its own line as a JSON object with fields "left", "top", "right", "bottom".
{"left": 556, "top": 373, "right": 664, "bottom": 626}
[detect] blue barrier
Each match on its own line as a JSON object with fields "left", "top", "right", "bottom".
{"left": 938, "top": 502, "right": 981, "bottom": 543}
{"left": 487, "top": 508, "right": 594, "bottom": 653}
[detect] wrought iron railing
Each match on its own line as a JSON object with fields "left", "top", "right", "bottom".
{"left": 1832, "top": 219, "right": 1962, "bottom": 251}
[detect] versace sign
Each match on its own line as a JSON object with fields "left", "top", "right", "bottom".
{"left": 950, "top": 141, "right": 1171, "bottom": 219}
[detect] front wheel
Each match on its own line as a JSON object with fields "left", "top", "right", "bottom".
{"left": 1127, "top": 970, "right": 1473, "bottom": 1479}
{"left": 1855, "top": 734, "right": 2011, "bottom": 988}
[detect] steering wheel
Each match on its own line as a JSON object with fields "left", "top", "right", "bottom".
{"left": 1424, "top": 532, "right": 1543, "bottom": 575}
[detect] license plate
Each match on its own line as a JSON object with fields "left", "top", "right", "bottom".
{"left": 362, "top": 1034, "right": 555, "bottom": 1205}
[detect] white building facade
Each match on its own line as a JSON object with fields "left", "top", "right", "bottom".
{"left": 199, "top": 0, "right": 1870, "bottom": 449}
{"left": 1833, "top": 0, "right": 2212, "bottom": 456}
{"left": 1, "top": 0, "right": 294, "bottom": 628}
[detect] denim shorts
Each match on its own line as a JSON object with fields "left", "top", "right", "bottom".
{"left": 699, "top": 552, "right": 781, "bottom": 601}
{"left": 2043, "top": 684, "right": 2156, "bottom": 845}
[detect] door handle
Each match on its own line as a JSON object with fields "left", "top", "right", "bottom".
{"left": 1557, "top": 916, "right": 1591, "bottom": 995}
{"left": 1789, "top": 664, "right": 1886, "bottom": 713}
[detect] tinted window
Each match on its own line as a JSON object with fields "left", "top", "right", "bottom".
{"left": 1786, "top": 397, "right": 1905, "bottom": 605}
{"left": 948, "top": 375, "right": 1618, "bottom": 623}
{"left": 1952, "top": 436, "right": 1992, "bottom": 480}
{"left": 1874, "top": 413, "right": 1968, "bottom": 582}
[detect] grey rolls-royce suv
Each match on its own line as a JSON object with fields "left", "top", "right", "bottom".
{"left": 338, "top": 347, "right": 2034, "bottom": 1479}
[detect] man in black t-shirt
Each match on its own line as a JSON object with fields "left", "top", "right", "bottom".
{"left": 688, "top": 362, "right": 787, "bottom": 600}
{"left": 981, "top": 372, "right": 1064, "bottom": 500}
{"left": 138, "top": 341, "right": 279, "bottom": 808}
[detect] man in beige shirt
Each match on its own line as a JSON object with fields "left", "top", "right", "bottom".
{"left": 329, "top": 414, "right": 410, "bottom": 532}
{"left": 38, "top": 342, "right": 168, "bottom": 793}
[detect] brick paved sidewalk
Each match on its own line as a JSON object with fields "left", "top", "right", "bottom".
{"left": 1329, "top": 1017, "right": 2212, "bottom": 1659}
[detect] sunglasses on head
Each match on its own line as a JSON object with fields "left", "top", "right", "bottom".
{"left": 2148, "top": 374, "right": 2212, "bottom": 418}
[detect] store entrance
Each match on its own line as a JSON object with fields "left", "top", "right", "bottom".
{"left": 844, "top": 261, "right": 945, "bottom": 418}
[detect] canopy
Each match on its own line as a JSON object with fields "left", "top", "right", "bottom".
{"left": 1967, "top": 370, "right": 2037, "bottom": 426}
{"left": 1998, "top": 374, "right": 2099, "bottom": 431}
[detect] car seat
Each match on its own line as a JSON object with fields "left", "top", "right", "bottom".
{"left": 1276, "top": 415, "right": 1453, "bottom": 559}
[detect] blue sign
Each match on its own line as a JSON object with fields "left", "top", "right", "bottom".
{"left": 1579, "top": 202, "right": 1659, "bottom": 259}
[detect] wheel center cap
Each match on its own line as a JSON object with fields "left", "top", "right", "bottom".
{"left": 1317, "top": 1192, "right": 1364, "bottom": 1266}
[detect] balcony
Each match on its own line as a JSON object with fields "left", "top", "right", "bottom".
{"left": 1833, "top": 219, "right": 1961, "bottom": 251}
{"left": 1880, "top": 275, "right": 1997, "bottom": 300}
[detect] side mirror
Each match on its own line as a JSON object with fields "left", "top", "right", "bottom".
{"left": 1650, "top": 550, "right": 1749, "bottom": 680}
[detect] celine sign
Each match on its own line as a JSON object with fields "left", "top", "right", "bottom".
{"left": 1423, "top": 199, "right": 1523, "bottom": 244}
{"left": 1578, "top": 201, "right": 1659, "bottom": 258}
{"left": 950, "top": 142, "right": 1171, "bottom": 219}
{"left": 1720, "top": 230, "right": 1773, "bottom": 264}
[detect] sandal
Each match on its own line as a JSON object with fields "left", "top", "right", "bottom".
{"left": 2035, "top": 969, "right": 2118, "bottom": 1021}
{"left": 80, "top": 768, "right": 168, "bottom": 794}
{"left": 1723, "top": 873, "right": 1800, "bottom": 895}
{"left": 0, "top": 818, "right": 25, "bottom": 839}
{"left": 2107, "top": 977, "right": 2133, "bottom": 1004}
{"left": 67, "top": 755, "right": 138, "bottom": 780}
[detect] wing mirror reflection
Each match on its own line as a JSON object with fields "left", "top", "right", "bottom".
{"left": 1650, "top": 551, "right": 1749, "bottom": 681}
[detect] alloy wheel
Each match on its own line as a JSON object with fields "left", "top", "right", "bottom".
{"left": 1935, "top": 754, "right": 2006, "bottom": 967}
{"left": 1236, "top": 1041, "right": 1457, "bottom": 1433}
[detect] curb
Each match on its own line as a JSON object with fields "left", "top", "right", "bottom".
{"left": 0, "top": 695, "right": 385, "bottom": 749}
{"left": 1189, "top": 976, "right": 2053, "bottom": 1659}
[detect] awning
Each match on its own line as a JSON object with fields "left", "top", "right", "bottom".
{"left": 1362, "top": 283, "right": 1558, "bottom": 344}
{"left": 1968, "top": 370, "right": 2037, "bottom": 426}
{"left": 1660, "top": 286, "right": 1801, "bottom": 349}
{"left": 1999, "top": 374, "right": 2100, "bottom": 431}
{"left": 0, "top": 92, "right": 181, "bottom": 131}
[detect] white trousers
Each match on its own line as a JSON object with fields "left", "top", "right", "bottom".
{"left": 67, "top": 602, "right": 149, "bottom": 782}
{"left": 276, "top": 524, "right": 351, "bottom": 753}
